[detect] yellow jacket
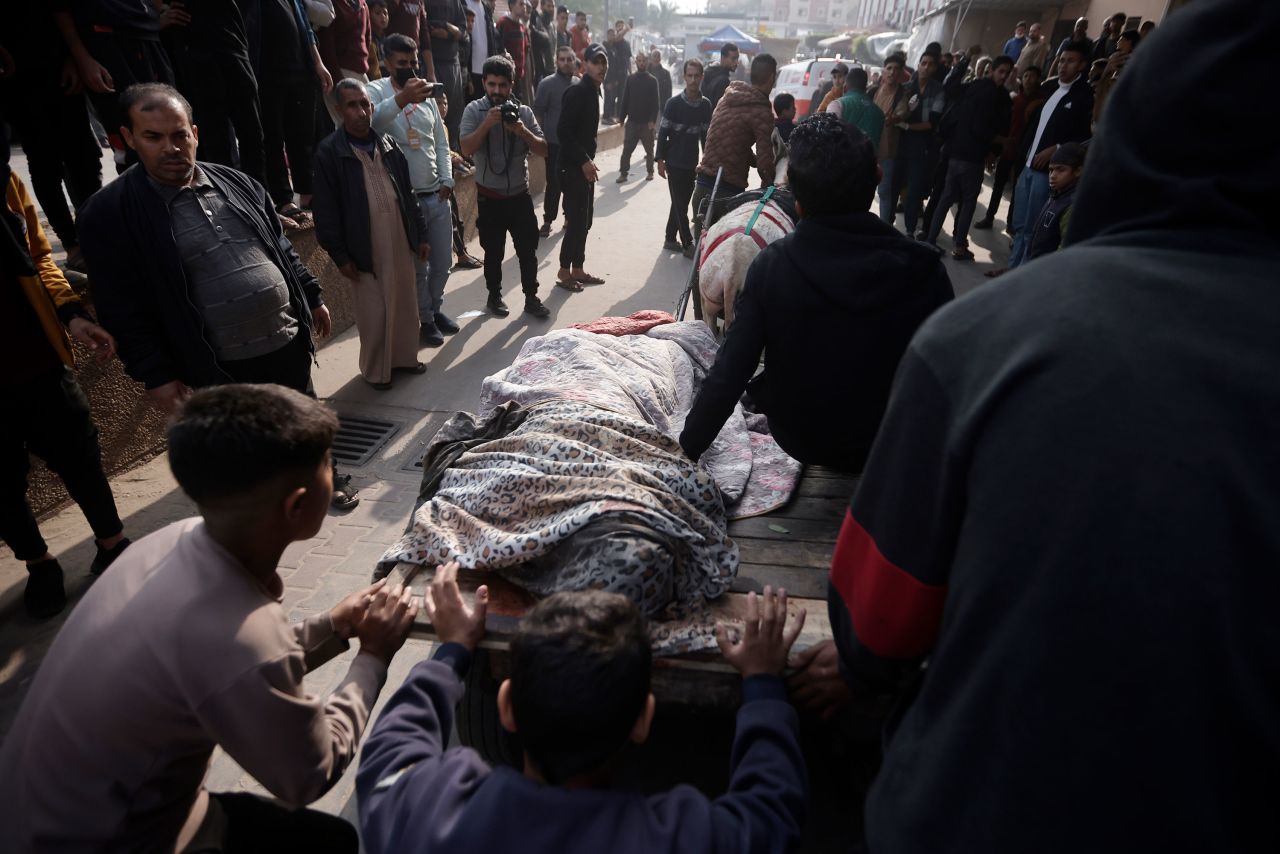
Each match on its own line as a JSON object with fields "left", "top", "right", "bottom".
{"left": 5, "top": 171, "right": 83, "bottom": 368}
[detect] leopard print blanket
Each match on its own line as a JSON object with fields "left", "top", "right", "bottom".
{"left": 380, "top": 323, "right": 802, "bottom": 654}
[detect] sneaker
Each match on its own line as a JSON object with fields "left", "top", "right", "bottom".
{"left": 539, "top": 221, "right": 552, "bottom": 238}
{"left": 487, "top": 294, "right": 510, "bottom": 317}
{"left": 524, "top": 295, "right": 551, "bottom": 318}
{"left": 951, "top": 247, "right": 975, "bottom": 261}
{"left": 24, "top": 559, "right": 67, "bottom": 619}
{"left": 90, "top": 537, "right": 131, "bottom": 576}
{"left": 646, "top": 172, "right": 654, "bottom": 181}
{"left": 973, "top": 218, "right": 994, "bottom": 230}
{"left": 663, "top": 240, "right": 683, "bottom": 252}
{"left": 433, "top": 312, "right": 460, "bottom": 335}
{"left": 682, "top": 244, "right": 696, "bottom": 259}
{"left": 419, "top": 324, "right": 445, "bottom": 347}
{"left": 615, "top": 173, "right": 627, "bottom": 183}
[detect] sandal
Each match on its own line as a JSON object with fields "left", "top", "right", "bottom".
{"left": 331, "top": 473, "right": 360, "bottom": 510}
{"left": 394, "top": 362, "right": 428, "bottom": 374}
{"left": 573, "top": 271, "right": 605, "bottom": 285}
{"left": 454, "top": 254, "right": 483, "bottom": 269}
{"left": 366, "top": 379, "right": 393, "bottom": 391}
{"left": 556, "top": 270, "right": 584, "bottom": 292}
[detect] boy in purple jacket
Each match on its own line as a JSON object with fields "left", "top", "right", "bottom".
{"left": 358, "top": 567, "right": 809, "bottom": 853}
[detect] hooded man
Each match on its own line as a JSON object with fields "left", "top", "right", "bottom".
{"left": 791, "top": 3, "right": 1280, "bottom": 850}
{"left": 680, "top": 114, "right": 953, "bottom": 471}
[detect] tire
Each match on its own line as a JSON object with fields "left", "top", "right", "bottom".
{"left": 455, "top": 647, "right": 523, "bottom": 768}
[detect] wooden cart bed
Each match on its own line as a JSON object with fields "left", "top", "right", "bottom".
{"left": 395, "top": 467, "right": 857, "bottom": 709}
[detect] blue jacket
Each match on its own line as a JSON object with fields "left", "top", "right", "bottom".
{"left": 79, "top": 162, "right": 322, "bottom": 390}
{"left": 357, "top": 645, "right": 808, "bottom": 854}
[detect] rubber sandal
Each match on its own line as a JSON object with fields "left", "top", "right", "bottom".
{"left": 398, "top": 362, "right": 428, "bottom": 374}
{"left": 556, "top": 277, "right": 584, "bottom": 292}
{"left": 573, "top": 272, "right": 605, "bottom": 285}
{"left": 331, "top": 488, "right": 360, "bottom": 510}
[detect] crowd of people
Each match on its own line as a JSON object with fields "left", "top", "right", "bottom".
{"left": 4, "top": 1, "right": 1279, "bottom": 852}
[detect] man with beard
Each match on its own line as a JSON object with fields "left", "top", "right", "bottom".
{"left": 556, "top": 43, "right": 607, "bottom": 288}
{"left": 533, "top": 45, "right": 578, "bottom": 236}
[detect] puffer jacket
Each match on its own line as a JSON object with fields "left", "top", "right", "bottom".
{"left": 696, "top": 81, "right": 776, "bottom": 190}
{"left": 4, "top": 170, "right": 89, "bottom": 368}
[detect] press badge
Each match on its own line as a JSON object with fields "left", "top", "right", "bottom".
{"left": 406, "top": 126, "right": 422, "bottom": 150}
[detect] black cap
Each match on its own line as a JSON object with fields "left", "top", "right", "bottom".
{"left": 831, "top": 62, "right": 849, "bottom": 75}
{"left": 584, "top": 43, "right": 608, "bottom": 63}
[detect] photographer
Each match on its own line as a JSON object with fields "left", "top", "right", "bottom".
{"left": 368, "top": 34, "right": 458, "bottom": 347}
{"left": 459, "top": 54, "right": 551, "bottom": 318}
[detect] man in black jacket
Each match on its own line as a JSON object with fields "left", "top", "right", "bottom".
{"left": 615, "top": 53, "right": 659, "bottom": 183}
{"left": 1008, "top": 39, "right": 1092, "bottom": 267}
{"left": 679, "top": 114, "right": 953, "bottom": 472}
{"left": 703, "top": 42, "right": 738, "bottom": 109}
{"left": 924, "top": 54, "right": 1013, "bottom": 258}
{"left": 312, "top": 79, "right": 429, "bottom": 390}
{"left": 793, "top": 3, "right": 1280, "bottom": 850}
{"left": 78, "top": 83, "right": 358, "bottom": 509}
{"left": 555, "top": 43, "right": 607, "bottom": 288}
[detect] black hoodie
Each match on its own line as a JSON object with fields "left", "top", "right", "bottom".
{"left": 829, "top": 3, "right": 1280, "bottom": 851}
{"left": 679, "top": 210, "right": 953, "bottom": 471}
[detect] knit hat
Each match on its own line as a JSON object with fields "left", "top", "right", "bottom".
{"left": 1050, "top": 142, "right": 1086, "bottom": 169}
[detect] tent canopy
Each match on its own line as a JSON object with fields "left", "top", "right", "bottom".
{"left": 698, "top": 25, "right": 761, "bottom": 53}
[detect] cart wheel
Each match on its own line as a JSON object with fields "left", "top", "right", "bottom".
{"left": 455, "top": 647, "right": 523, "bottom": 768}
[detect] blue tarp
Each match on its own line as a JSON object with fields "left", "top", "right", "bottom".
{"left": 698, "top": 25, "right": 761, "bottom": 53}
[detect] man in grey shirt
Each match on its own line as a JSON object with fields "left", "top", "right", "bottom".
{"left": 532, "top": 44, "right": 577, "bottom": 237}
{"left": 459, "top": 54, "right": 551, "bottom": 318}
{"left": 78, "top": 83, "right": 360, "bottom": 510}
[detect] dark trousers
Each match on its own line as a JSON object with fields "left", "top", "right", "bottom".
{"left": 619, "top": 120, "right": 655, "bottom": 176}
{"left": 559, "top": 166, "right": 594, "bottom": 268}
{"left": 603, "top": 80, "right": 620, "bottom": 119}
{"left": 450, "top": 192, "right": 469, "bottom": 257}
{"left": 690, "top": 174, "right": 745, "bottom": 240}
{"left": 218, "top": 330, "right": 313, "bottom": 392}
{"left": 543, "top": 143, "right": 562, "bottom": 222}
{"left": 0, "top": 82, "right": 102, "bottom": 248}
{"left": 82, "top": 32, "right": 174, "bottom": 171}
{"left": 926, "top": 158, "right": 984, "bottom": 248}
{"left": 433, "top": 59, "right": 464, "bottom": 152}
{"left": 665, "top": 166, "right": 695, "bottom": 246}
{"left": 919, "top": 150, "right": 950, "bottom": 238}
{"left": 0, "top": 367, "right": 123, "bottom": 562}
{"left": 983, "top": 157, "right": 1021, "bottom": 223}
{"left": 891, "top": 132, "right": 934, "bottom": 235}
{"left": 192, "top": 793, "right": 357, "bottom": 854}
{"left": 477, "top": 191, "right": 540, "bottom": 296}
{"left": 261, "top": 73, "right": 318, "bottom": 207}
{"left": 172, "top": 42, "right": 266, "bottom": 187}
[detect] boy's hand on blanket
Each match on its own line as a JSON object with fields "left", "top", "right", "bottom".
{"left": 716, "top": 586, "right": 806, "bottom": 679}
{"left": 355, "top": 582, "right": 419, "bottom": 665}
{"left": 424, "top": 562, "right": 489, "bottom": 652}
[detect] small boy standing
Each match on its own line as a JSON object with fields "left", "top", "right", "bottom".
{"left": 358, "top": 574, "right": 809, "bottom": 854}
{"left": 773, "top": 91, "right": 797, "bottom": 143}
{"left": 0, "top": 384, "right": 420, "bottom": 853}
{"left": 1027, "top": 142, "right": 1085, "bottom": 261}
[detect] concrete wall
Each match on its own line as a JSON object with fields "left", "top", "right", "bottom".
{"left": 26, "top": 122, "right": 625, "bottom": 519}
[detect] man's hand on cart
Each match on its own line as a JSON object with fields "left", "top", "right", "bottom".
{"left": 786, "top": 639, "right": 853, "bottom": 720}
{"left": 715, "top": 586, "right": 806, "bottom": 678}
{"left": 424, "top": 561, "right": 489, "bottom": 651}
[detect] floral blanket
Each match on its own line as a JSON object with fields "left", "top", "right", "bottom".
{"left": 380, "top": 322, "right": 801, "bottom": 653}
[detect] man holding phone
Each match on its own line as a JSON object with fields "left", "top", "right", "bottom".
{"left": 368, "top": 34, "right": 459, "bottom": 345}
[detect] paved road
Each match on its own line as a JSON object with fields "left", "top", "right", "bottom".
{"left": 0, "top": 140, "right": 1007, "bottom": 833}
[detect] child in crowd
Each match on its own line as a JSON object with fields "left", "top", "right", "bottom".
{"left": 1027, "top": 142, "right": 1085, "bottom": 261}
{"left": 358, "top": 575, "right": 809, "bottom": 854}
{"left": 0, "top": 384, "right": 419, "bottom": 853}
{"left": 773, "top": 91, "right": 797, "bottom": 143}
{"left": 368, "top": 0, "right": 390, "bottom": 79}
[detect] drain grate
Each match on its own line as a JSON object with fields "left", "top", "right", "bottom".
{"left": 331, "top": 414, "right": 400, "bottom": 467}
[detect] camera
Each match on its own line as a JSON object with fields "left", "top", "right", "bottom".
{"left": 499, "top": 100, "right": 521, "bottom": 123}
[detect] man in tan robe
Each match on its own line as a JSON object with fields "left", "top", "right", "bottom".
{"left": 313, "top": 79, "right": 430, "bottom": 389}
